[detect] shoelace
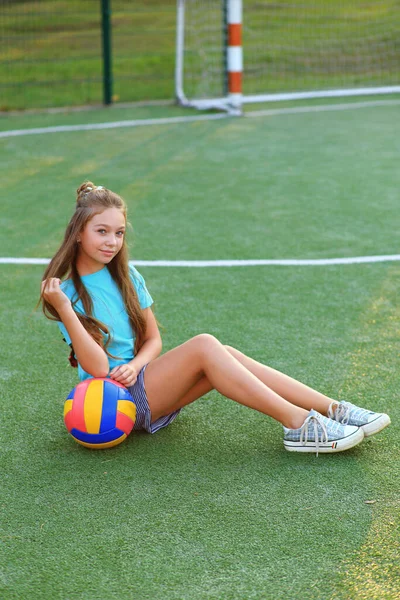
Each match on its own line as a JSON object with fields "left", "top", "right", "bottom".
{"left": 329, "top": 401, "right": 372, "bottom": 426}
{"left": 328, "top": 402, "right": 351, "bottom": 425}
{"left": 299, "top": 413, "right": 328, "bottom": 457}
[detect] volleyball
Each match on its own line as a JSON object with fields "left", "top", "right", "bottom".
{"left": 64, "top": 378, "right": 136, "bottom": 449}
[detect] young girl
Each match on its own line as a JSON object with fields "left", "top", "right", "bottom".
{"left": 40, "top": 182, "right": 390, "bottom": 454}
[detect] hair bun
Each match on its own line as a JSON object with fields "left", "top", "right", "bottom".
{"left": 76, "top": 181, "right": 96, "bottom": 203}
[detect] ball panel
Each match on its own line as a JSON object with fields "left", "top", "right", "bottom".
{"left": 106, "top": 379, "right": 128, "bottom": 389}
{"left": 84, "top": 379, "right": 104, "bottom": 433}
{"left": 70, "top": 427, "right": 125, "bottom": 445}
{"left": 71, "top": 379, "right": 91, "bottom": 433}
{"left": 100, "top": 380, "right": 120, "bottom": 433}
{"left": 117, "top": 399, "right": 136, "bottom": 421}
{"left": 71, "top": 434, "right": 127, "bottom": 450}
{"left": 64, "top": 399, "right": 73, "bottom": 419}
{"left": 64, "top": 403, "right": 75, "bottom": 433}
{"left": 118, "top": 387, "right": 136, "bottom": 401}
{"left": 116, "top": 411, "right": 135, "bottom": 436}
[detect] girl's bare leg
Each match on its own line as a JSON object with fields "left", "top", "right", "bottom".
{"left": 155, "top": 345, "right": 335, "bottom": 417}
{"left": 144, "top": 334, "right": 309, "bottom": 429}
{"left": 225, "top": 346, "right": 334, "bottom": 414}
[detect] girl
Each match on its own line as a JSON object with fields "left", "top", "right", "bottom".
{"left": 40, "top": 182, "right": 390, "bottom": 454}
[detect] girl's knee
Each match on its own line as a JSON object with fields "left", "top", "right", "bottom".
{"left": 224, "top": 345, "right": 247, "bottom": 363}
{"left": 190, "top": 333, "right": 221, "bottom": 356}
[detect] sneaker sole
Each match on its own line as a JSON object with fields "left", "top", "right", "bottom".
{"left": 284, "top": 427, "right": 364, "bottom": 453}
{"left": 362, "top": 414, "right": 391, "bottom": 437}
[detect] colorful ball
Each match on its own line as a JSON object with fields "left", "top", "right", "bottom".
{"left": 64, "top": 378, "right": 136, "bottom": 449}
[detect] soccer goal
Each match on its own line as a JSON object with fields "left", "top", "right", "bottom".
{"left": 175, "top": 0, "right": 400, "bottom": 114}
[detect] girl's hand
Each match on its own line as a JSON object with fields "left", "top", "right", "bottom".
{"left": 109, "top": 363, "right": 138, "bottom": 387}
{"left": 41, "top": 278, "right": 71, "bottom": 313}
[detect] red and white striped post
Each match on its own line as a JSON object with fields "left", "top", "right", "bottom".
{"left": 227, "top": 0, "right": 243, "bottom": 112}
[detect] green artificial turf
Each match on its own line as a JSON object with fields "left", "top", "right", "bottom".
{"left": 0, "top": 100, "right": 399, "bottom": 599}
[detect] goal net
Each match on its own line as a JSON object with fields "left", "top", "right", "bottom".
{"left": 176, "top": 0, "right": 400, "bottom": 111}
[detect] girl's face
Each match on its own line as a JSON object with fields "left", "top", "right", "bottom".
{"left": 77, "top": 207, "right": 126, "bottom": 274}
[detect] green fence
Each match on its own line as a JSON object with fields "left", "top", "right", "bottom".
{"left": 1, "top": 1, "right": 399, "bottom": 112}
{"left": 0, "top": 0, "right": 176, "bottom": 111}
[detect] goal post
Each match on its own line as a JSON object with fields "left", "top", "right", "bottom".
{"left": 175, "top": 0, "right": 243, "bottom": 115}
{"left": 175, "top": 0, "right": 400, "bottom": 114}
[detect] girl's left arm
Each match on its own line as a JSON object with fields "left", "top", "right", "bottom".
{"left": 109, "top": 308, "right": 162, "bottom": 386}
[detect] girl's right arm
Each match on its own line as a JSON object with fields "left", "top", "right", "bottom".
{"left": 42, "top": 278, "right": 109, "bottom": 378}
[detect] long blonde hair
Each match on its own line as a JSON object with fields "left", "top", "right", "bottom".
{"left": 40, "top": 182, "right": 146, "bottom": 358}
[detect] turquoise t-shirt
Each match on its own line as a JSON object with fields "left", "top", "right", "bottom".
{"left": 57, "top": 265, "right": 153, "bottom": 381}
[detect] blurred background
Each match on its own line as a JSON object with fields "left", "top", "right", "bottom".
{"left": 0, "top": 0, "right": 399, "bottom": 111}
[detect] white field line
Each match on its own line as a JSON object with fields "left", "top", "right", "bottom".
{"left": 2, "top": 255, "right": 400, "bottom": 267}
{"left": 0, "top": 113, "right": 228, "bottom": 139}
{"left": 0, "top": 99, "right": 399, "bottom": 139}
{"left": 245, "top": 98, "right": 400, "bottom": 118}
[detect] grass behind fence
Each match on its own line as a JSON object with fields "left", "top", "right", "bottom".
{"left": 0, "top": 0, "right": 176, "bottom": 110}
{"left": 0, "top": 101, "right": 399, "bottom": 599}
{"left": 1, "top": 1, "right": 400, "bottom": 110}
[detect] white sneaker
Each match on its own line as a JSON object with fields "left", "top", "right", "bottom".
{"left": 328, "top": 401, "right": 391, "bottom": 437}
{"left": 283, "top": 409, "right": 364, "bottom": 455}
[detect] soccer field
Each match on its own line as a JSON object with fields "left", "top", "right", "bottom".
{"left": 0, "top": 99, "right": 399, "bottom": 599}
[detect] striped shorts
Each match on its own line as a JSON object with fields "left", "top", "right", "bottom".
{"left": 129, "top": 364, "right": 181, "bottom": 434}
